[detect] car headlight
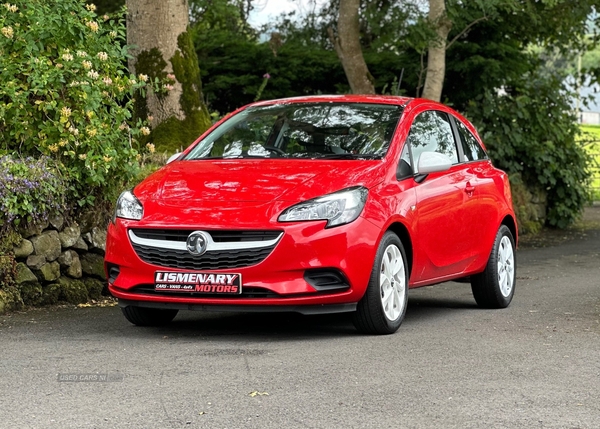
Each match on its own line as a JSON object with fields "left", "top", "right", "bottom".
{"left": 114, "top": 190, "right": 143, "bottom": 222}
{"left": 278, "top": 186, "right": 368, "bottom": 228}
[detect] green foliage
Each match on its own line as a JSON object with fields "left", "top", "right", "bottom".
{"left": 466, "top": 73, "right": 592, "bottom": 228}
{"left": 444, "top": 0, "right": 599, "bottom": 108}
{"left": 189, "top": 0, "right": 255, "bottom": 39}
{"left": 0, "top": 0, "right": 148, "bottom": 210}
{"left": 579, "top": 126, "right": 600, "bottom": 201}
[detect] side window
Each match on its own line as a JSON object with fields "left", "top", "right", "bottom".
{"left": 455, "top": 119, "right": 487, "bottom": 161}
{"left": 408, "top": 110, "right": 458, "bottom": 173}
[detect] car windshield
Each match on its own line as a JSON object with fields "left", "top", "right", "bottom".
{"left": 185, "top": 102, "right": 404, "bottom": 160}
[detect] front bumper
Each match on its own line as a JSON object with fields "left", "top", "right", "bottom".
{"left": 105, "top": 216, "right": 381, "bottom": 310}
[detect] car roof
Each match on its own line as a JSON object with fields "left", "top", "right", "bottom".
{"left": 249, "top": 94, "right": 415, "bottom": 108}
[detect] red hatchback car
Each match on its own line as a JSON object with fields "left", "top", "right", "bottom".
{"left": 105, "top": 95, "right": 517, "bottom": 334}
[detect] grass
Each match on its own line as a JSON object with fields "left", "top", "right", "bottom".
{"left": 579, "top": 125, "right": 600, "bottom": 201}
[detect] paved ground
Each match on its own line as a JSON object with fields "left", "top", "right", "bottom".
{"left": 1, "top": 208, "right": 599, "bottom": 429}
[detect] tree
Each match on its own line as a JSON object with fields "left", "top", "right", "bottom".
{"left": 126, "top": 0, "right": 211, "bottom": 152}
{"left": 421, "top": 0, "right": 452, "bottom": 101}
{"left": 329, "top": 0, "right": 375, "bottom": 94}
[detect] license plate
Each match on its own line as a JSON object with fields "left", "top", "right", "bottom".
{"left": 154, "top": 271, "right": 242, "bottom": 295}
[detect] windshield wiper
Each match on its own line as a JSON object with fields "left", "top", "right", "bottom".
{"left": 314, "top": 153, "right": 381, "bottom": 160}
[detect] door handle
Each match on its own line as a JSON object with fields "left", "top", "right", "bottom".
{"left": 465, "top": 182, "right": 475, "bottom": 195}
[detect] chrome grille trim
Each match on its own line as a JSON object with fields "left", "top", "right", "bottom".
{"left": 128, "top": 230, "right": 283, "bottom": 252}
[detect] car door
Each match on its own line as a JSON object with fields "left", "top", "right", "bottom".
{"left": 408, "top": 110, "right": 480, "bottom": 282}
{"left": 452, "top": 115, "right": 502, "bottom": 256}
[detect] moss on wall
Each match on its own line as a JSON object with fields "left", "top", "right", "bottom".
{"left": 510, "top": 173, "right": 546, "bottom": 235}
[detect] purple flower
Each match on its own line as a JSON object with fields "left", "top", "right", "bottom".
{"left": 263, "top": 73, "right": 271, "bottom": 79}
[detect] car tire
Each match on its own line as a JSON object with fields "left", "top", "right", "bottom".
{"left": 352, "top": 232, "right": 409, "bottom": 335}
{"left": 121, "top": 306, "right": 179, "bottom": 326}
{"left": 471, "top": 225, "right": 516, "bottom": 308}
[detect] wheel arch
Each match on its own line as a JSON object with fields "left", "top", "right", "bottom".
{"left": 501, "top": 214, "right": 518, "bottom": 247}
{"left": 386, "top": 222, "right": 413, "bottom": 277}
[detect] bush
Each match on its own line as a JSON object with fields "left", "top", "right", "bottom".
{"left": 0, "top": 0, "right": 148, "bottom": 210}
{"left": 466, "top": 73, "right": 592, "bottom": 228}
{"left": 0, "top": 155, "right": 67, "bottom": 230}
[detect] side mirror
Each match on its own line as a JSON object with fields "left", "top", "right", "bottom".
{"left": 166, "top": 152, "right": 181, "bottom": 164}
{"left": 416, "top": 152, "right": 452, "bottom": 175}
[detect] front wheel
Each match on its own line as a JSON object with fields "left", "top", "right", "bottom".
{"left": 471, "top": 225, "right": 516, "bottom": 308}
{"left": 121, "top": 306, "right": 179, "bottom": 326}
{"left": 352, "top": 232, "right": 409, "bottom": 335}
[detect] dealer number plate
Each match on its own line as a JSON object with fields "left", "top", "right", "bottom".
{"left": 154, "top": 271, "right": 242, "bottom": 295}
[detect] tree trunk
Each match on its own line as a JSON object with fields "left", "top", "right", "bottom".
{"left": 330, "top": 0, "right": 375, "bottom": 94}
{"left": 127, "top": 0, "right": 188, "bottom": 126}
{"left": 126, "top": 0, "right": 211, "bottom": 152}
{"left": 421, "top": 0, "right": 453, "bottom": 102}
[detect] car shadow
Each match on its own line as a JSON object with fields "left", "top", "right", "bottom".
{"left": 115, "top": 293, "right": 480, "bottom": 340}
{"left": 132, "top": 311, "right": 359, "bottom": 341}
{"left": 402, "top": 295, "right": 479, "bottom": 325}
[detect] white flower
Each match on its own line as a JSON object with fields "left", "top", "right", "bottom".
{"left": 77, "top": 50, "right": 88, "bottom": 57}
{"left": 109, "top": 31, "right": 117, "bottom": 38}
{"left": 97, "top": 51, "right": 108, "bottom": 61}
{"left": 60, "top": 106, "right": 72, "bottom": 117}
{"left": 140, "top": 126, "right": 151, "bottom": 136}
{"left": 86, "top": 3, "right": 96, "bottom": 11}
{"left": 138, "top": 74, "right": 148, "bottom": 82}
{"left": 82, "top": 60, "right": 92, "bottom": 69}
{"left": 102, "top": 77, "right": 113, "bottom": 86}
{"left": 1, "top": 26, "right": 14, "bottom": 39}
{"left": 62, "top": 53, "right": 74, "bottom": 61}
{"left": 87, "top": 70, "right": 99, "bottom": 79}
{"left": 86, "top": 21, "right": 99, "bottom": 32}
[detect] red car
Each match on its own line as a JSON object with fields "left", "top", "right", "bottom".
{"left": 105, "top": 95, "right": 517, "bottom": 334}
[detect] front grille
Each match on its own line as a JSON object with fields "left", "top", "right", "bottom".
{"left": 131, "top": 229, "right": 281, "bottom": 243}
{"left": 131, "top": 243, "right": 275, "bottom": 270}
{"left": 130, "top": 284, "right": 280, "bottom": 299}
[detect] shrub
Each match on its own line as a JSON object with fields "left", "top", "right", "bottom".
{"left": 0, "top": 0, "right": 148, "bottom": 209}
{"left": 466, "top": 73, "right": 592, "bottom": 228}
{"left": 0, "top": 155, "right": 67, "bottom": 230}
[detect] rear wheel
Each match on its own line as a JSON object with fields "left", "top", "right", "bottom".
{"left": 121, "top": 306, "right": 179, "bottom": 326}
{"left": 352, "top": 232, "right": 409, "bottom": 335}
{"left": 471, "top": 225, "right": 516, "bottom": 308}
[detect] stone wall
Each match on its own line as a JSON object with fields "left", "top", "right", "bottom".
{"left": 509, "top": 173, "right": 548, "bottom": 235}
{"left": 5, "top": 214, "right": 108, "bottom": 313}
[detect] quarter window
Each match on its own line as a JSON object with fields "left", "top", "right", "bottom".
{"left": 455, "top": 119, "right": 487, "bottom": 161}
{"left": 408, "top": 110, "right": 458, "bottom": 173}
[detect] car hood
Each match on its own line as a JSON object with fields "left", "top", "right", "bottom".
{"left": 135, "top": 159, "right": 384, "bottom": 205}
